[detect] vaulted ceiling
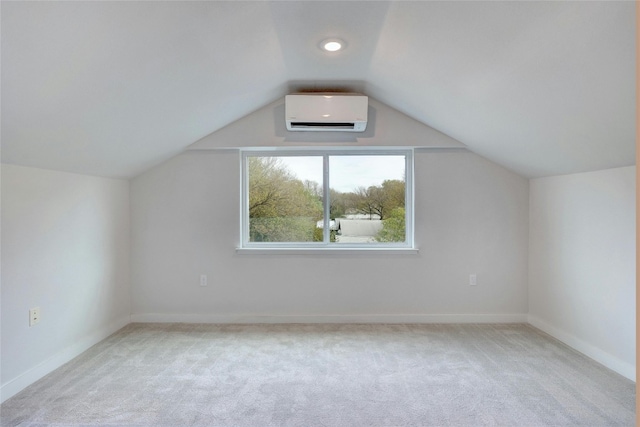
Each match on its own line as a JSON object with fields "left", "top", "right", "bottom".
{"left": 2, "top": 1, "right": 635, "bottom": 179}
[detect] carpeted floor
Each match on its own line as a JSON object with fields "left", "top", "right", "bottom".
{"left": 1, "top": 323, "right": 635, "bottom": 426}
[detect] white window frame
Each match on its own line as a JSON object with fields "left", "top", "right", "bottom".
{"left": 238, "top": 147, "right": 417, "bottom": 254}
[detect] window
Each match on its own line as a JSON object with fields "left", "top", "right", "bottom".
{"left": 240, "top": 148, "right": 414, "bottom": 252}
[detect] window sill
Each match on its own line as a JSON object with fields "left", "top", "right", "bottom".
{"left": 235, "top": 247, "right": 419, "bottom": 255}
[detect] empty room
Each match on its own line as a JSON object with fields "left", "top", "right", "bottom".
{"left": 0, "top": 1, "right": 636, "bottom": 426}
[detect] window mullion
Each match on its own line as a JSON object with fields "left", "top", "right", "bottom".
{"left": 241, "top": 152, "right": 249, "bottom": 246}
{"left": 323, "top": 154, "right": 330, "bottom": 244}
{"left": 405, "top": 152, "right": 412, "bottom": 246}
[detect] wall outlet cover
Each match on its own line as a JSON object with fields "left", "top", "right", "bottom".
{"left": 29, "top": 307, "right": 41, "bottom": 326}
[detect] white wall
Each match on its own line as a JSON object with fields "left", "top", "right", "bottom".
{"left": 130, "top": 149, "right": 529, "bottom": 323}
{"left": 132, "top": 97, "right": 529, "bottom": 323}
{"left": 528, "top": 166, "right": 636, "bottom": 380}
{"left": 1, "top": 164, "right": 131, "bottom": 402}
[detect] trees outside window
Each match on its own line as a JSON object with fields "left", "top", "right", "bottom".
{"left": 248, "top": 156, "right": 322, "bottom": 242}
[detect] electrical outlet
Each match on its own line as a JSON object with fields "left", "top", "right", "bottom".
{"left": 29, "top": 307, "right": 41, "bottom": 326}
{"left": 469, "top": 274, "right": 477, "bottom": 286}
{"left": 200, "top": 274, "right": 208, "bottom": 287}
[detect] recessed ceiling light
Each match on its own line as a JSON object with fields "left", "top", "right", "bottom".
{"left": 321, "top": 39, "right": 345, "bottom": 52}
{"left": 324, "top": 41, "right": 342, "bottom": 51}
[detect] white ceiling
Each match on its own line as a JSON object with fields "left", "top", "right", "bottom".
{"left": 2, "top": 1, "right": 635, "bottom": 179}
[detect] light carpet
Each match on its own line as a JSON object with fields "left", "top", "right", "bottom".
{"left": 1, "top": 323, "right": 635, "bottom": 426}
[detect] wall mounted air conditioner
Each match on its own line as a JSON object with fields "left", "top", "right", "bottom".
{"left": 285, "top": 93, "right": 368, "bottom": 132}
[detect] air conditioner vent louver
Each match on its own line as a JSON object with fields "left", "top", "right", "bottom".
{"left": 290, "top": 122, "right": 356, "bottom": 130}
{"left": 285, "top": 93, "right": 368, "bottom": 132}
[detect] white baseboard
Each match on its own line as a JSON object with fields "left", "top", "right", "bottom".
{"left": 527, "top": 315, "right": 635, "bottom": 382}
{"left": 0, "top": 315, "right": 131, "bottom": 404}
{"left": 130, "top": 312, "right": 528, "bottom": 324}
